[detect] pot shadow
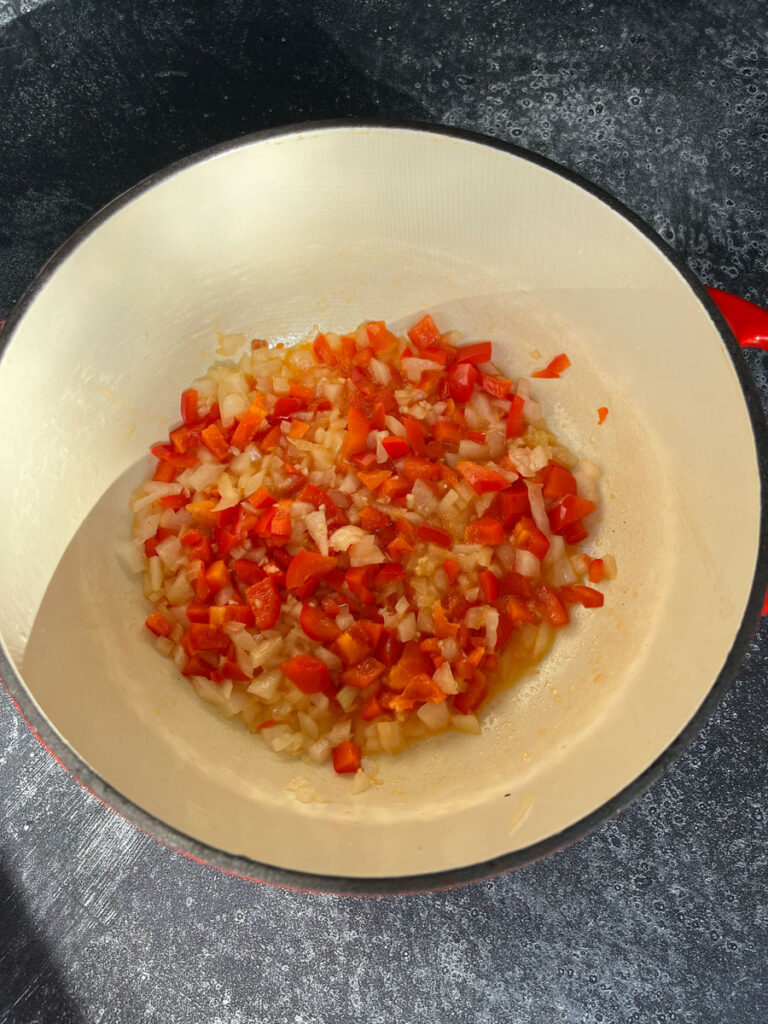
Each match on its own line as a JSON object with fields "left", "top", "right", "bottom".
{"left": 0, "top": 857, "right": 84, "bottom": 1024}
{"left": 0, "top": 0, "right": 430, "bottom": 315}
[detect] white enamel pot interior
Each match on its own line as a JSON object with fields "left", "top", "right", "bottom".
{"left": 0, "top": 123, "right": 766, "bottom": 894}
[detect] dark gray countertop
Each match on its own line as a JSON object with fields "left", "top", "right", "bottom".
{"left": 1, "top": 2, "right": 766, "bottom": 1021}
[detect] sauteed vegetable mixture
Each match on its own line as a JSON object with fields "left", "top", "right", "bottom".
{"left": 131, "top": 315, "right": 613, "bottom": 783}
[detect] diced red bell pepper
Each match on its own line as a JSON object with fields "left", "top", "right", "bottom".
{"left": 506, "top": 393, "right": 525, "bottom": 439}
{"left": 335, "top": 630, "right": 371, "bottom": 667}
{"left": 588, "top": 558, "right": 605, "bottom": 583}
{"left": 209, "top": 604, "right": 255, "bottom": 628}
{"left": 156, "top": 492, "right": 188, "bottom": 510}
{"left": 499, "top": 571, "right": 533, "bottom": 599}
{"left": 345, "top": 566, "right": 377, "bottom": 606}
{"left": 360, "top": 695, "right": 384, "bottom": 721}
{"left": 313, "top": 332, "right": 337, "bottom": 365}
{"left": 381, "top": 435, "right": 410, "bottom": 459}
{"left": 442, "top": 559, "right": 460, "bottom": 584}
{"left": 542, "top": 463, "right": 578, "bottom": 500}
{"left": 344, "top": 407, "right": 370, "bottom": 457}
{"left": 358, "top": 506, "right": 391, "bottom": 532}
{"left": 464, "top": 517, "right": 505, "bottom": 545}
{"left": 152, "top": 461, "right": 177, "bottom": 483}
{"left": 597, "top": 406, "right": 609, "bottom": 424}
{"left": 465, "top": 430, "right": 486, "bottom": 444}
{"left": 493, "top": 483, "right": 530, "bottom": 527}
{"left": 205, "top": 559, "right": 231, "bottom": 593}
{"left": 407, "top": 314, "right": 442, "bottom": 349}
{"left": 180, "top": 389, "right": 199, "bottom": 426}
{"left": 369, "top": 402, "right": 387, "bottom": 430}
{"left": 231, "top": 559, "right": 265, "bottom": 585}
{"left": 480, "top": 373, "right": 511, "bottom": 399}
{"left": 145, "top": 612, "right": 172, "bottom": 638}
{"left": 280, "top": 654, "right": 332, "bottom": 694}
{"left": 563, "top": 522, "right": 589, "bottom": 545}
{"left": 375, "top": 563, "right": 406, "bottom": 586}
{"left": 387, "top": 537, "right": 415, "bottom": 559}
{"left": 416, "top": 524, "right": 453, "bottom": 548}
{"left": 245, "top": 578, "right": 281, "bottom": 630}
{"left": 332, "top": 740, "right": 362, "bottom": 774}
{"left": 457, "top": 461, "right": 512, "bottom": 494}
{"left": 447, "top": 362, "right": 479, "bottom": 403}
{"left": 187, "top": 623, "right": 230, "bottom": 652}
{"left": 402, "top": 457, "right": 440, "bottom": 481}
{"left": 456, "top": 341, "right": 492, "bottom": 365}
{"left": 200, "top": 423, "right": 231, "bottom": 462}
{"left": 271, "top": 396, "right": 306, "bottom": 421}
{"left": 389, "top": 642, "right": 433, "bottom": 691}
{"left": 357, "top": 469, "right": 392, "bottom": 492}
{"left": 505, "top": 595, "right": 538, "bottom": 625}
{"left": 535, "top": 584, "right": 570, "bottom": 626}
{"left": 433, "top": 420, "right": 463, "bottom": 444}
{"left": 403, "top": 416, "right": 427, "bottom": 456}
{"left": 212, "top": 658, "right": 251, "bottom": 683}
{"left": 185, "top": 601, "right": 211, "bottom": 623}
{"left": 300, "top": 604, "right": 341, "bottom": 642}
{"left": 532, "top": 353, "right": 571, "bottom": 379}
{"left": 453, "top": 671, "right": 488, "bottom": 714}
{"left": 259, "top": 424, "right": 282, "bottom": 452}
{"left": 230, "top": 397, "right": 267, "bottom": 450}
{"left": 479, "top": 570, "right": 499, "bottom": 602}
{"left": 559, "top": 584, "right": 604, "bottom": 608}
{"left": 366, "top": 320, "right": 399, "bottom": 353}
{"left": 340, "top": 656, "right": 386, "bottom": 689}
{"left": 512, "top": 515, "right": 550, "bottom": 559}
{"left": 548, "top": 494, "right": 596, "bottom": 533}
{"left": 169, "top": 424, "right": 201, "bottom": 454}
{"left": 375, "top": 629, "right": 404, "bottom": 667}
{"left": 150, "top": 444, "right": 199, "bottom": 468}
{"left": 285, "top": 551, "right": 338, "bottom": 589}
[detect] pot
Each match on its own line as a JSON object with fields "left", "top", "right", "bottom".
{"left": 0, "top": 122, "right": 766, "bottom": 894}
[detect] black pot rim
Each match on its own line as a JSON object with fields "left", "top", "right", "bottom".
{"left": 1, "top": 118, "right": 767, "bottom": 896}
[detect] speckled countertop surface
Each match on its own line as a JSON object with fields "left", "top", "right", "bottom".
{"left": 1, "top": 2, "right": 767, "bottom": 1021}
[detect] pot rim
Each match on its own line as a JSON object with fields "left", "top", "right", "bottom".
{"left": 1, "top": 118, "right": 766, "bottom": 896}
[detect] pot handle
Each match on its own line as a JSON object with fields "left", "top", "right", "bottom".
{"left": 706, "top": 287, "right": 768, "bottom": 351}
{"left": 707, "top": 288, "right": 768, "bottom": 616}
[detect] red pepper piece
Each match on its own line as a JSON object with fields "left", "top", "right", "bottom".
{"left": 506, "top": 394, "right": 525, "bottom": 439}
{"left": 381, "top": 435, "right": 410, "bottom": 459}
{"left": 548, "top": 494, "right": 596, "bottom": 533}
{"left": 442, "top": 558, "right": 461, "bottom": 584}
{"left": 285, "top": 551, "right": 339, "bottom": 589}
{"left": 479, "top": 570, "right": 499, "bottom": 602}
{"left": 300, "top": 604, "right": 341, "bottom": 642}
{"left": 340, "top": 656, "right": 386, "bottom": 689}
{"left": 187, "top": 624, "right": 230, "bottom": 652}
{"left": 407, "top": 314, "right": 442, "bottom": 349}
{"left": 180, "top": 389, "right": 199, "bottom": 425}
{"left": 457, "top": 461, "right": 512, "bottom": 494}
{"left": 366, "top": 320, "right": 399, "bottom": 354}
{"left": 480, "top": 373, "right": 511, "bottom": 399}
{"left": 560, "top": 585, "right": 604, "bottom": 608}
{"left": 453, "top": 671, "right": 488, "bottom": 714}
{"left": 456, "top": 341, "right": 492, "bottom": 365}
{"left": 280, "top": 654, "right": 332, "bottom": 694}
{"left": 416, "top": 524, "right": 453, "bottom": 548}
{"left": 447, "top": 362, "right": 479, "bottom": 403}
{"left": 245, "top": 578, "right": 281, "bottom": 630}
{"left": 512, "top": 515, "right": 550, "bottom": 559}
{"left": 200, "top": 423, "right": 231, "bottom": 462}
{"left": 145, "top": 612, "right": 172, "bottom": 638}
{"left": 464, "top": 517, "right": 505, "bottom": 545}
{"left": 535, "top": 584, "right": 570, "bottom": 626}
{"left": 344, "top": 407, "right": 370, "bottom": 457}
{"left": 542, "top": 463, "right": 578, "bottom": 500}
{"left": 231, "top": 397, "right": 267, "bottom": 450}
{"left": 313, "top": 333, "right": 337, "bottom": 365}
{"left": 532, "top": 353, "right": 571, "bottom": 378}
{"left": 332, "top": 740, "right": 362, "bottom": 774}
{"left": 403, "top": 416, "right": 427, "bottom": 456}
